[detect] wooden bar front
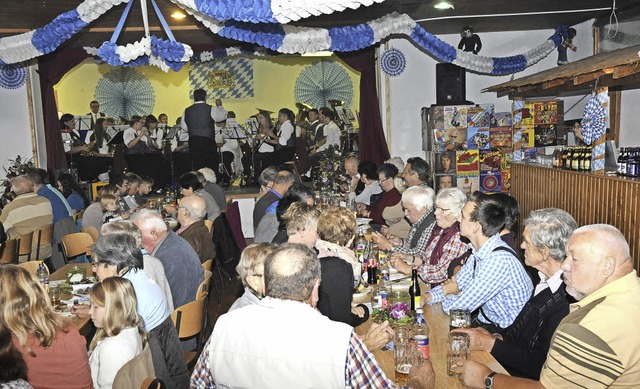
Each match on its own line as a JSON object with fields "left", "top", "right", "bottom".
{"left": 511, "top": 163, "right": 640, "bottom": 271}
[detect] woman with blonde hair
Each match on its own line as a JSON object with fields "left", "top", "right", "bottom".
{"left": 89, "top": 277, "right": 148, "bottom": 389}
{"left": 315, "top": 206, "right": 368, "bottom": 327}
{"left": 0, "top": 265, "right": 92, "bottom": 388}
{"left": 284, "top": 202, "right": 320, "bottom": 247}
{"left": 229, "top": 243, "right": 277, "bottom": 311}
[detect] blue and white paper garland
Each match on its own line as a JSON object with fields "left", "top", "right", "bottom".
{"left": 380, "top": 48, "right": 406, "bottom": 77}
{"left": 0, "top": 63, "right": 27, "bottom": 89}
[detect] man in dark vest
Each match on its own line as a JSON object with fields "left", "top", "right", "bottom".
{"left": 88, "top": 100, "right": 106, "bottom": 131}
{"left": 181, "top": 89, "right": 220, "bottom": 172}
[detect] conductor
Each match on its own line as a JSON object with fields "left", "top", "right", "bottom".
{"left": 181, "top": 89, "right": 224, "bottom": 173}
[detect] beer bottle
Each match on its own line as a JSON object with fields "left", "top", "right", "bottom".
{"left": 578, "top": 147, "right": 585, "bottom": 171}
{"left": 618, "top": 148, "right": 626, "bottom": 176}
{"left": 409, "top": 269, "right": 421, "bottom": 313}
{"left": 626, "top": 148, "right": 634, "bottom": 177}
{"left": 630, "top": 148, "right": 640, "bottom": 177}
{"left": 412, "top": 308, "right": 430, "bottom": 359}
{"left": 368, "top": 244, "right": 379, "bottom": 285}
{"left": 561, "top": 147, "right": 569, "bottom": 169}
{"left": 571, "top": 147, "right": 580, "bottom": 171}
{"left": 584, "top": 147, "right": 592, "bottom": 172}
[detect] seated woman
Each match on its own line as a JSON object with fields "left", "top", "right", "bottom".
{"left": 89, "top": 117, "right": 112, "bottom": 156}
{"left": 283, "top": 202, "right": 320, "bottom": 247}
{"left": 352, "top": 161, "right": 382, "bottom": 206}
{"left": 0, "top": 318, "right": 32, "bottom": 389}
{"left": 391, "top": 187, "right": 469, "bottom": 287}
{"left": 358, "top": 163, "right": 401, "bottom": 226}
{"left": 56, "top": 172, "right": 90, "bottom": 212}
{"left": 315, "top": 206, "right": 368, "bottom": 327}
{"left": 257, "top": 108, "right": 297, "bottom": 168}
{"left": 82, "top": 184, "right": 119, "bottom": 232}
{"left": 0, "top": 266, "right": 92, "bottom": 389}
{"left": 89, "top": 277, "right": 148, "bottom": 389}
{"left": 177, "top": 172, "right": 220, "bottom": 222}
{"left": 229, "top": 243, "right": 277, "bottom": 311}
{"left": 254, "top": 183, "right": 314, "bottom": 244}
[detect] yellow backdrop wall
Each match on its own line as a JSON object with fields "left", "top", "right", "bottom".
{"left": 55, "top": 55, "right": 360, "bottom": 126}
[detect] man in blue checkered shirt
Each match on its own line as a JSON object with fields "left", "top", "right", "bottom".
{"left": 423, "top": 192, "right": 532, "bottom": 330}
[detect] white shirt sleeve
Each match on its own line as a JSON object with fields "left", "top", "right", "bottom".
{"left": 278, "top": 121, "right": 295, "bottom": 146}
{"left": 61, "top": 132, "right": 72, "bottom": 153}
{"left": 180, "top": 110, "right": 188, "bottom": 131}
{"left": 123, "top": 128, "right": 137, "bottom": 146}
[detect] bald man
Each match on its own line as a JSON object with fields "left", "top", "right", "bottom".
{"left": 177, "top": 195, "right": 215, "bottom": 263}
{"left": 0, "top": 175, "right": 53, "bottom": 260}
{"left": 455, "top": 224, "right": 640, "bottom": 389}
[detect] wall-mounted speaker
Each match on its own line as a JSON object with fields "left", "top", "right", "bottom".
{"left": 436, "top": 63, "right": 466, "bottom": 105}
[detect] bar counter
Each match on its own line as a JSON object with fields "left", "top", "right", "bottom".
{"left": 511, "top": 162, "right": 640, "bottom": 271}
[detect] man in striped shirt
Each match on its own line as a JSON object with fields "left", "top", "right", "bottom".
{"left": 454, "top": 224, "right": 640, "bottom": 389}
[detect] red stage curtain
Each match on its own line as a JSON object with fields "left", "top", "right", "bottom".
{"left": 37, "top": 48, "right": 89, "bottom": 173}
{"left": 337, "top": 48, "right": 390, "bottom": 166}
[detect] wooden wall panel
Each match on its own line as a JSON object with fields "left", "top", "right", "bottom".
{"left": 512, "top": 163, "right": 640, "bottom": 273}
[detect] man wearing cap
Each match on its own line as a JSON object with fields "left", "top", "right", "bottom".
{"left": 181, "top": 89, "right": 225, "bottom": 173}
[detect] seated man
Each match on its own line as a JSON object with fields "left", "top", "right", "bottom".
{"left": 358, "top": 163, "right": 401, "bottom": 226}
{"left": 423, "top": 192, "right": 532, "bottom": 331}
{"left": 456, "top": 224, "right": 640, "bottom": 389}
{"left": 177, "top": 195, "right": 215, "bottom": 263}
{"left": 456, "top": 208, "right": 577, "bottom": 379}
{"left": 191, "top": 243, "right": 435, "bottom": 389}
{"left": 132, "top": 209, "right": 204, "bottom": 310}
{"left": 0, "top": 175, "right": 53, "bottom": 260}
{"left": 252, "top": 170, "right": 294, "bottom": 230}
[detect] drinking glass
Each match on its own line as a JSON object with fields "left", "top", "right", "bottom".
{"left": 447, "top": 332, "right": 470, "bottom": 376}
{"left": 449, "top": 309, "right": 471, "bottom": 332}
{"left": 395, "top": 341, "right": 422, "bottom": 385}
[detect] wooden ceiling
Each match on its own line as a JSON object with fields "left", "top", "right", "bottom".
{"left": 0, "top": 0, "right": 621, "bottom": 50}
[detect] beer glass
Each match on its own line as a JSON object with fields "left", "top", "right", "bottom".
{"left": 395, "top": 341, "right": 422, "bottom": 385}
{"left": 447, "top": 332, "right": 470, "bottom": 376}
{"left": 449, "top": 309, "right": 471, "bottom": 332}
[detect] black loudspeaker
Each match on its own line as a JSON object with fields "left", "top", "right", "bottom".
{"left": 436, "top": 63, "right": 466, "bottom": 105}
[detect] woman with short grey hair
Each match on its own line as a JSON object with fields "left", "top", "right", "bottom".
{"left": 392, "top": 187, "right": 470, "bottom": 287}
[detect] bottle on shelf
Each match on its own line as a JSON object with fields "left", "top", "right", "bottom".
{"left": 629, "top": 148, "right": 640, "bottom": 178}
{"left": 409, "top": 269, "right": 421, "bottom": 313}
{"left": 584, "top": 147, "right": 592, "bottom": 172}
{"left": 618, "top": 147, "right": 626, "bottom": 176}
{"left": 561, "top": 147, "right": 569, "bottom": 169}
{"left": 412, "top": 308, "right": 430, "bottom": 359}
{"left": 578, "top": 147, "right": 586, "bottom": 171}
{"left": 36, "top": 260, "right": 49, "bottom": 294}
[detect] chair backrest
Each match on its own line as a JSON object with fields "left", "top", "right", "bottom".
{"left": 202, "top": 258, "right": 213, "bottom": 272}
{"left": 81, "top": 225, "right": 100, "bottom": 243}
{"left": 17, "top": 260, "right": 47, "bottom": 275}
{"left": 171, "top": 295, "right": 207, "bottom": 339}
{"left": 140, "top": 377, "right": 167, "bottom": 389}
{"left": 34, "top": 223, "right": 54, "bottom": 260}
{"left": 61, "top": 232, "right": 94, "bottom": 259}
{"left": 204, "top": 219, "right": 214, "bottom": 233}
{"left": 197, "top": 270, "right": 212, "bottom": 299}
{"left": 0, "top": 238, "right": 19, "bottom": 265}
{"left": 226, "top": 201, "right": 247, "bottom": 251}
{"left": 17, "top": 230, "right": 34, "bottom": 261}
{"left": 112, "top": 343, "right": 155, "bottom": 389}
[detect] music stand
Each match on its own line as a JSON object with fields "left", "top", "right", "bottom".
{"left": 107, "top": 130, "right": 125, "bottom": 147}
{"left": 163, "top": 125, "right": 180, "bottom": 140}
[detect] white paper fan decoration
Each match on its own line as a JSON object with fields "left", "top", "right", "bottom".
{"left": 95, "top": 68, "right": 155, "bottom": 120}
{"left": 294, "top": 61, "right": 353, "bottom": 109}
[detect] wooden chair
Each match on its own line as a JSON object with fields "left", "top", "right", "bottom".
{"left": 17, "top": 230, "right": 34, "bottom": 262}
{"left": 81, "top": 225, "right": 100, "bottom": 243}
{"left": 112, "top": 343, "right": 155, "bottom": 389}
{"left": 202, "top": 259, "right": 221, "bottom": 303}
{"left": 202, "top": 258, "right": 213, "bottom": 272}
{"left": 0, "top": 238, "right": 19, "bottom": 265}
{"left": 140, "top": 378, "right": 167, "bottom": 389}
{"left": 171, "top": 295, "right": 207, "bottom": 365}
{"left": 197, "top": 270, "right": 212, "bottom": 299}
{"left": 17, "top": 260, "right": 47, "bottom": 275}
{"left": 204, "top": 219, "right": 214, "bottom": 233}
{"left": 60, "top": 232, "right": 94, "bottom": 264}
{"left": 33, "top": 224, "right": 54, "bottom": 261}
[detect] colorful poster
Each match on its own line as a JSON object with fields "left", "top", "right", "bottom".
{"left": 442, "top": 127, "right": 468, "bottom": 151}
{"left": 435, "top": 174, "right": 457, "bottom": 192}
{"left": 456, "top": 149, "right": 479, "bottom": 176}
{"left": 480, "top": 172, "right": 502, "bottom": 193}
{"left": 501, "top": 150, "right": 513, "bottom": 171}
{"left": 534, "top": 102, "right": 558, "bottom": 124}
{"left": 435, "top": 151, "right": 457, "bottom": 174}
{"left": 490, "top": 127, "right": 512, "bottom": 148}
{"left": 480, "top": 150, "right": 502, "bottom": 173}
{"left": 444, "top": 106, "right": 468, "bottom": 129}
{"left": 457, "top": 175, "right": 479, "bottom": 197}
{"left": 491, "top": 112, "right": 512, "bottom": 127}
{"left": 521, "top": 103, "right": 535, "bottom": 126}
{"left": 534, "top": 124, "right": 557, "bottom": 147}
{"left": 523, "top": 147, "right": 544, "bottom": 162}
{"left": 502, "top": 171, "right": 511, "bottom": 192}
{"left": 467, "top": 127, "right": 490, "bottom": 150}
{"left": 513, "top": 127, "right": 534, "bottom": 150}
{"left": 467, "top": 104, "right": 493, "bottom": 128}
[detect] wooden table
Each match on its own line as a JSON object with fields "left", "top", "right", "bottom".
{"left": 355, "top": 303, "right": 508, "bottom": 388}
{"left": 50, "top": 263, "right": 94, "bottom": 337}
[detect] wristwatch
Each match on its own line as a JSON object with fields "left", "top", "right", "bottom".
{"left": 484, "top": 372, "right": 497, "bottom": 389}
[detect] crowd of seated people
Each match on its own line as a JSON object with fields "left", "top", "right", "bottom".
{"left": 2, "top": 150, "right": 640, "bottom": 389}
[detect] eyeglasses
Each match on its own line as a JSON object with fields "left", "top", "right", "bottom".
{"left": 435, "top": 206, "right": 450, "bottom": 213}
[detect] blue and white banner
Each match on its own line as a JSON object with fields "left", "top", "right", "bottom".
{"left": 189, "top": 57, "right": 254, "bottom": 99}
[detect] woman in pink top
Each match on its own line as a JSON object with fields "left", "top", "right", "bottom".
{"left": 0, "top": 265, "right": 93, "bottom": 389}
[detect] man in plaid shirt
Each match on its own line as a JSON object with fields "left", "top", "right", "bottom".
{"left": 424, "top": 192, "right": 532, "bottom": 330}
{"left": 190, "top": 243, "right": 435, "bottom": 389}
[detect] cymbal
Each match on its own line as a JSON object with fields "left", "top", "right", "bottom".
{"left": 255, "top": 108, "right": 274, "bottom": 115}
